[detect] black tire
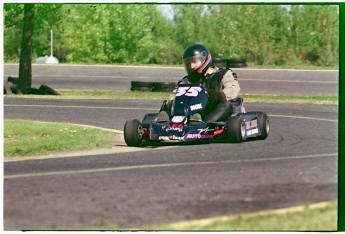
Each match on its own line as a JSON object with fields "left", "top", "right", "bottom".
{"left": 8, "top": 76, "right": 19, "bottom": 85}
{"left": 130, "top": 86, "right": 154, "bottom": 92}
{"left": 227, "top": 115, "right": 246, "bottom": 143}
{"left": 38, "top": 84, "right": 60, "bottom": 95}
{"left": 226, "top": 58, "right": 247, "bottom": 64}
{"left": 212, "top": 57, "right": 226, "bottom": 63}
{"left": 153, "top": 82, "right": 176, "bottom": 90}
{"left": 124, "top": 119, "right": 144, "bottom": 147}
{"left": 257, "top": 112, "right": 270, "bottom": 140}
{"left": 26, "top": 88, "right": 46, "bottom": 95}
{"left": 227, "top": 62, "right": 248, "bottom": 68}
{"left": 212, "top": 57, "right": 227, "bottom": 68}
{"left": 213, "top": 57, "right": 247, "bottom": 68}
{"left": 131, "top": 81, "right": 155, "bottom": 88}
{"left": 153, "top": 88, "right": 174, "bottom": 92}
{"left": 130, "top": 81, "right": 176, "bottom": 92}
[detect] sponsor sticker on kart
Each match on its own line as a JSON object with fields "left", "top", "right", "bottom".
{"left": 158, "top": 136, "right": 170, "bottom": 141}
{"left": 172, "top": 116, "right": 185, "bottom": 123}
{"left": 245, "top": 119, "right": 258, "bottom": 130}
{"left": 165, "top": 123, "right": 184, "bottom": 132}
{"left": 186, "top": 134, "right": 213, "bottom": 139}
{"left": 190, "top": 103, "right": 203, "bottom": 111}
{"left": 245, "top": 119, "right": 259, "bottom": 136}
{"left": 158, "top": 135, "right": 184, "bottom": 141}
{"left": 247, "top": 128, "right": 259, "bottom": 136}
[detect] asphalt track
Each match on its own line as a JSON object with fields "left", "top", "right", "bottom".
{"left": 3, "top": 97, "right": 338, "bottom": 230}
{"left": 4, "top": 64, "right": 339, "bottom": 96}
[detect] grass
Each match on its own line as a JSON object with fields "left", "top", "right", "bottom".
{"left": 140, "top": 201, "right": 338, "bottom": 231}
{"left": 241, "top": 93, "right": 338, "bottom": 105}
{"left": 4, "top": 119, "right": 118, "bottom": 157}
{"left": 164, "top": 201, "right": 338, "bottom": 231}
{"left": 6, "top": 90, "right": 338, "bottom": 105}
{"left": 58, "top": 90, "right": 171, "bottom": 100}
{"left": 246, "top": 63, "right": 339, "bottom": 70}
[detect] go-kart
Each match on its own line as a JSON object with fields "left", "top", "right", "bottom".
{"left": 124, "top": 83, "right": 269, "bottom": 147}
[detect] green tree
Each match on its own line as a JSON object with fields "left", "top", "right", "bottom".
{"left": 3, "top": 3, "right": 339, "bottom": 67}
{"left": 173, "top": 5, "right": 208, "bottom": 49}
{"left": 107, "top": 4, "right": 166, "bottom": 64}
{"left": 4, "top": 3, "right": 64, "bottom": 93}
{"left": 289, "top": 5, "right": 339, "bottom": 66}
{"left": 4, "top": 4, "right": 24, "bottom": 62}
{"left": 33, "top": 3, "right": 63, "bottom": 59}
{"left": 18, "top": 3, "right": 35, "bottom": 93}
{"left": 59, "top": 4, "right": 173, "bottom": 64}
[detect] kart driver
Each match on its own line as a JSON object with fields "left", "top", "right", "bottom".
{"left": 157, "top": 43, "right": 241, "bottom": 123}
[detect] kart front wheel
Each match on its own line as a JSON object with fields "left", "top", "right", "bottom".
{"left": 124, "top": 119, "right": 144, "bottom": 147}
{"left": 227, "top": 115, "right": 246, "bottom": 143}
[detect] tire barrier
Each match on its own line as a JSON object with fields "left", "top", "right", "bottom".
{"left": 4, "top": 76, "right": 60, "bottom": 95}
{"left": 130, "top": 81, "right": 176, "bottom": 92}
{"left": 212, "top": 57, "right": 248, "bottom": 68}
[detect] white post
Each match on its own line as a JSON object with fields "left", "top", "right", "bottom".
{"left": 50, "top": 30, "right": 53, "bottom": 56}
{"left": 46, "top": 29, "right": 59, "bottom": 64}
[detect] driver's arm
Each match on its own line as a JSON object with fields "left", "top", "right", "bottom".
{"left": 222, "top": 70, "right": 240, "bottom": 100}
{"left": 168, "top": 77, "right": 189, "bottom": 102}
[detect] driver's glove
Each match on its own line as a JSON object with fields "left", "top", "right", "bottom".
{"left": 217, "top": 91, "right": 228, "bottom": 103}
{"left": 207, "top": 89, "right": 217, "bottom": 101}
{"left": 207, "top": 89, "right": 227, "bottom": 103}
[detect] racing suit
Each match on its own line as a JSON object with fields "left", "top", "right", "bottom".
{"left": 164, "top": 66, "right": 240, "bottom": 122}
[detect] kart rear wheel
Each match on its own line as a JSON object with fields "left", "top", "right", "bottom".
{"left": 227, "top": 115, "right": 246, "bottom": 143}
{"left": 257, "top": 112, "right": 270, "bottom": 140}
{"left": 124, "top": 119, "right": 144, "bottom": 147}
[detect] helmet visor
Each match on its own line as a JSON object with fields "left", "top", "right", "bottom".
{"left": 183, "top": 52, "right": 207, "bottom": 74}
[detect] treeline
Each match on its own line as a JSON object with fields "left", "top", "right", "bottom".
{"left": 4, "top": 4, "right": 339, "bottom": 67}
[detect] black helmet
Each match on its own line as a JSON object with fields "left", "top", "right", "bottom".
{"left": 182, "top": 44, "right": 212, "bottom": 83}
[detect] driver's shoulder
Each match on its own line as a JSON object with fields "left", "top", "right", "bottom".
{"left": 178, "top": 76, "right": 190, "bottom": 84}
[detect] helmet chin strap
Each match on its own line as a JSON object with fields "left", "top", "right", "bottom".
{"left": 196, "top": 54, "right": 212, "bottom": 74}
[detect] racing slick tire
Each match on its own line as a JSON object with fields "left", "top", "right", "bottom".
{"left": 257, "top": 112, "right": 270, "bottom": 140}
{"left": 227, "top": 115, "right": 246, "bottom": 143}
{"left": 124, "top": 119, "right": 144, "bottom": 147}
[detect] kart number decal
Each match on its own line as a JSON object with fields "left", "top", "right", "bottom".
{"left": 176, "top": 87, "right": 202, "bottom": 97}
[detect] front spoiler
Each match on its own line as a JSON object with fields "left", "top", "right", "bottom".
{"left": 145, "top": 112, "right": 262, "bottom": 142}
{"left": 148, "top": 122, "right": 218, "bottom": 142}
